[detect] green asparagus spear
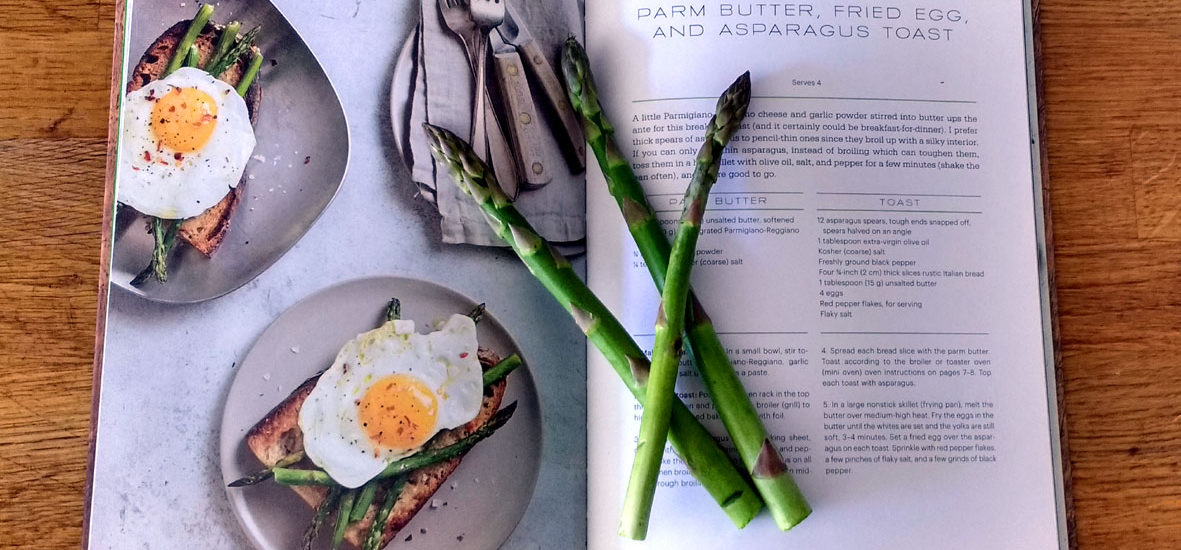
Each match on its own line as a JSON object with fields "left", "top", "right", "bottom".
{"left": 301, "top": 485, "right": 341, "bottom": 550}
{"left": 130, "top": 217, "right": 180, "bottom": 286}
{"left": 227, "top": 450, "right": 305, "bottom": 487}
{"left": 350, "top": 480, "right": 379, "bottom": 523}
{"left": 362, "top": 478, "right": 406, "bottom": 550}
{"left": 151, "top": 219, "right": 175, "bottom": 282}
{"left": 135, "top": 5, "right": 214, "bottom": 287}
{"left": 206, "top": 26, "right": 260, "bottom": 78}
{"left": 206, "top": 21, "right": 241, "bottom": 72}
{"left": 236, "top": 52, "right": 264, "bottom": 97}
{"left": 164, "top": 4, "right": 214, "bottom": 77}
{"left": 423, "top": 124, "right": 764, "bottom": 528}
{"left": 273, "top": 402, "right": 519, "bottom": 487}
{"left": 563, "top": 38, "right": 811, "bottom": 531}
{"left": 378, "top": 401, "right": 516, "bottom": 478}
{"left": 331, "top": 489, "right": 357, "bottom": 549}
{"left": 483, "top": 354, "right": 522, "bottom": 387}
{"left": 620, "top": 71, "right": 752, "bottom": 539}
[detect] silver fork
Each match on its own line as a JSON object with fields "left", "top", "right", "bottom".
{"left": 437, "top": 0, "right": 482, "bottom": 144}
{"left": 436, "top": 0, "right": 519, "bottom": 195}
{"left": 467, "top": 0, "right": 506, "bottom": 154}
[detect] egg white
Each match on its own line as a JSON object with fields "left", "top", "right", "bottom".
{"left": 298, "top": 314, "right": 485, "bottom": 488}
{"left": 118, "top": 67, "right": 256, "bottom": 219}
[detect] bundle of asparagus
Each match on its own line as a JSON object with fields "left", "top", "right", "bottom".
{"left": 562, "top": 40, "right": 810, "bottom": 536}
{"left": 425, "top": 40, "right": 810, "bottom": 539}
{"left": 424, "top": 125, "right": 765, "bottom": 528}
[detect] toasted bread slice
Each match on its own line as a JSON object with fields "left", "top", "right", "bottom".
{"left": 127, "top": 19, "right": 262, "bottom": 256}
{"left": 245, "top": 348, "right": 509, "bottom": 548}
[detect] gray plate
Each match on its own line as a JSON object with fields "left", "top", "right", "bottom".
{"left": 112, "top": 0, "right": 350, "bottom": 303}
{"left": 219, "top": 276, "right": 542, "bottom": 550}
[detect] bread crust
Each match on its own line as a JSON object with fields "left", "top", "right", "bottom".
{"left": 244, "top": 348, "right": 509, "bottom": 548}
{"left": 127, "top": 19, "right": 262, "bottom": 256}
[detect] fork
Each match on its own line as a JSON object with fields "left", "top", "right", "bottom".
{"left": 467, "top": 0, "right": 506, "bottom": 154}
{"left": 436, "top": 0, "right": 519, "bottom": 195}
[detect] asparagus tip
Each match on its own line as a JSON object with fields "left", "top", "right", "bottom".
{"left": 383, "top": 297, "right": 401, "bottom": 322}
{"left": 466, "top": 302, "right": 486, "bottom": 323}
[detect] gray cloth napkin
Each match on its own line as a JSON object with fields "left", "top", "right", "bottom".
{"left": 409, "top": 0, "right": 586, "bottom": 246}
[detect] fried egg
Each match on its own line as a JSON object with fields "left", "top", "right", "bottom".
{"left": 298, "top": 314, "right": 485, "bottom": 488}
{"left": 118, "top": 67, "right": 256, "bottom": 219}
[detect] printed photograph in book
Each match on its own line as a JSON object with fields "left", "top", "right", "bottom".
{"left": 92, "top": 1, "right": 580, "bottom": 548}
{"left": 86, "top": 1, "right": 1067, "bottom": 549}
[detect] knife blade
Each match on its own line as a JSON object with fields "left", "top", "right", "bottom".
{"left": 491, "top": 30, "right": 551, "bottom": 189}
{"left": 497, "top": 3, "right": 586, "bottom": 171}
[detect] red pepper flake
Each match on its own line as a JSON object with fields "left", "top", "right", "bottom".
{"left": 304, "top": 156, "right": 311, "bottom": 165}
{"left": 459, "top": 352, "right": 469, "bottom": 359}
{"left": 173, "top": 152, "right": 183, "bottom": 161}
{"left": 142, "top": 151, "right": 151, "bottom": 162}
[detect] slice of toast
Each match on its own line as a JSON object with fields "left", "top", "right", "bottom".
{"left": 244, "top": 348, "right": 509, "bottom": 548}
{"left": 127, "top": 20, "right": 262, "bottom": 256}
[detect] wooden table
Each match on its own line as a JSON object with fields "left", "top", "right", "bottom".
{"left": 0, "top": 1, "right": 1177, "bottom": 547}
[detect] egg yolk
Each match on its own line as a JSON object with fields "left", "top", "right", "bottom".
{"left": 150, "top": 87, "right": 219, "bottom": 153}
{"left": 357, "top": 374, "right": 439, "bottom": 452}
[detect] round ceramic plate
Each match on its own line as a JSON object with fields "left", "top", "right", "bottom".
{"left": 220, "top": 276, "right": 542, "bottom": 549}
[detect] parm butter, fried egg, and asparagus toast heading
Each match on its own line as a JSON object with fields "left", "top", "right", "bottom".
{"left": 229, "top": 299, "right": 521, "bottom": 550}
{"left": 119, "top": 4, "right": 263, "bottom": 285}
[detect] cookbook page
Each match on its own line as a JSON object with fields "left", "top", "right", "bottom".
{"left": 585, "top": 1, "right": 1062, "bottom": 548}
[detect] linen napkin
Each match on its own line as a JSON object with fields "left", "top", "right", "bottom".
{"left": 409, "top": 0, "right": 585, "bottom": 246}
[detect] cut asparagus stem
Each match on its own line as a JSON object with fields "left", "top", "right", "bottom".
{"left": 184, "top": 44, "right": 200, "bottom": 68}
{"left": 362, "top": 477, "right": 406, "bottom": 550}
{"left": 227, "top": 450, "right": 305, "bottom": 487}
{"left": 423, "top": 124, "right": 763, "bottom": 528}
{"left": 164, "top": 4, "right": 214, "bottom": 77}
{"left": 206, "top": 26, "right": 260, "bottom": 78}
{"left": 236, "top": 52, "right": 263, "bottom": 97}
{"left": 483, "top": 354, "right": 522, "bottom": 387}
{"left": 301, "top": 485, "right": 341, "bottom": 550}
{"left": 206, "top": 21, "right": 241, "bottom": 72}
{"left": 620, "top": 71, "right": 753, "bottom": 540}
{"left": 331, "top": 489, "right": 357, "bottom": 549}
{"left": 273, "top": 402, "right": 520, "bottom": 487}
{"left": 273, "top": 467, "right": 333, "bottom": 486}
{"left": 563, "top": 38, "right": 811, "bottom": 531}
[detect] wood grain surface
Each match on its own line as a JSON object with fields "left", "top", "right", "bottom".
{"left": 0, "top": 1, "right": 1177, "bottom": 548}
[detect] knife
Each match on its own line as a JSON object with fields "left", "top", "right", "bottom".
{"left": 497, "top": 3, "right": 586, "bottom": 172}
{"left": 491, "top": 31, "right": 552, "bottom": 189}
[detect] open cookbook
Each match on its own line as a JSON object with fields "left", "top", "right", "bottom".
{"left": 86, "top": 1, "right": 1067, "bottom": 549}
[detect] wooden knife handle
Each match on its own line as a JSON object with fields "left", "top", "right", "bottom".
{"left": 492, "top": 49, "right": 551, "bottom": 189}
{"left": 517, "top": 38, "right": 586, "bottom": 172}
